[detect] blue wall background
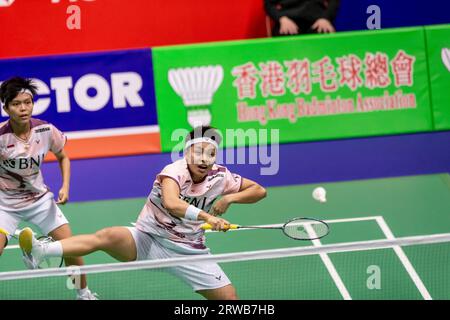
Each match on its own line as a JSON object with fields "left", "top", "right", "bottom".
{"left": 42, "top": 131, "right": 450, "bottom": 202}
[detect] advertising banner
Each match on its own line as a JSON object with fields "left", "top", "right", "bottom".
{"left": 0, "top": 0, "right": 266, "bottom": 59}
{"left": 0, "top": 49, "right": 160, "bottom": 159}
{"left": 425, "top": 24, "right": 450, "bottom": 130}
{"left": 153, "top": 27, "right": 433, "bottom": 152}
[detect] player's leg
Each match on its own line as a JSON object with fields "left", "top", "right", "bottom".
{"left": 170, "top": 261, "right": 239, "bottom": 300}
{"left": 197, "top": 284, "right": 238, "bottom": 300}
{"left": 0, "top": 233, "right": 6, "bottom": 256}
{"left": 0, "top": 209, "right": 21, "bottom": 257}
{"left": 59, "top": 226, "right": 137, "bottom": 262}
{"left": 23, "top": 198, "right": 99, "bottom": 299}
{"left": 148, "top": 238, "right": 238, "bottom": 300}
{"left": 21, "top": 226, "right": 137, "bottom": 263}
{"left": 48, "top": 223, "right": 87, "bottom": 289}
{"left": 24, "top": 196, "right": 135, "bottom": 261}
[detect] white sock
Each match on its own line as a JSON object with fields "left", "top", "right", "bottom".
{"left": 45, "top": 241, "right": 63, "bottom": 257}
{"left": 77, "top": 287, "right": 89, "bottom": 296}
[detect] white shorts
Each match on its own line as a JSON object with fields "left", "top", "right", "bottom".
{"left": 126, "top": 227, "right": 231, "bottom": 292}
{"left": 0, "top": 193, "right": 68, "bottom": 243}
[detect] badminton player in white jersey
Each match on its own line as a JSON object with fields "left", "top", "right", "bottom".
{"left": 20, "top": 126, "right": 267, "bottom": 300}
{"left": 0, "top": 77, "right": 97, "bottom": 300}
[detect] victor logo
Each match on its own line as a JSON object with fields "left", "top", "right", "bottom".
{"left": 35, "top": 127, "right": 51, "bottom": 133}
{"left": 1, "top": 72, "right": 145, "bottom": 119}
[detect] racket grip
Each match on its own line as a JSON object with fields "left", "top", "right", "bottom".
{"left": 201, "top": 223, "right": 238, "bottom": 230}
{"left": 0, "top": 227, "right": 10, "bottom": 236}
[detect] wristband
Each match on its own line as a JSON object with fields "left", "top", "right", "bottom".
{"left": 185, "top": 205, "right": 202, "bottom": 221}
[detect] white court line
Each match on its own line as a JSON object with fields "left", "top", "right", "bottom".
{"left": 304, "top": 223, "right": 352, "bottom": 300}
{"left": 375, "top": 216, "right": 432, "bottom": 300}
{"left": 65, "top": 125, "right": 159, "bottom": 139}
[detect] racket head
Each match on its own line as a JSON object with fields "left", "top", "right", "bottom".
{"left": 282, "top": 217, "right": 330, "bottom": 240}
{"left": 36, "top": 236, "right": 64, "bottom": 269}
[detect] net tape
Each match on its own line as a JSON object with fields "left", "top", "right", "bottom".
{"left": 1, "top": 232, "right": 449, "bottom": 281}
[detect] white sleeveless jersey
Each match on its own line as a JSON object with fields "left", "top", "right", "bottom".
{"left": 0, "top": 119, "right": 66, "bottom": 210}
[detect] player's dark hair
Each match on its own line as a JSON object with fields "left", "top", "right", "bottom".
{"left": 0, "top": 77, "right": 38, "bottom": 108}
{"left": 185, "top": 126, "right": 222, "bottom": 146}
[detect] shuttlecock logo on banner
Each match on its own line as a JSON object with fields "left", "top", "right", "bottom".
{"left": 168, "top": 65, "right": 224, "bottom": 128}
{"left": 442, "top": 48, "right": 450, "bottom": 72}
{"left": 0, "top": 0, "right": 15, "bottom": 7}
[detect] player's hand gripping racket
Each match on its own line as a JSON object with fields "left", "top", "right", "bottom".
{"left": 201, "top": 217, "right": 330, "bottom": 240}
{"left": 0, "top": 227, "right": 63, "bottom": 269}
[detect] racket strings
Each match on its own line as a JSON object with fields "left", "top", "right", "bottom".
{"left": 283, "top": 219, "right": 329, "bottom": 240}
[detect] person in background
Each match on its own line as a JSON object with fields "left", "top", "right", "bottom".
{"left": 264, "top": 0, "right": 340, "bottom": 36}
{"left": 0, "top": 76, "right": 97, "bottom": 300}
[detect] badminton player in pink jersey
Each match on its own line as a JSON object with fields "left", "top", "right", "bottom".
{"left": 0, "top": 77, "right": 97, "bottom": 300}
{"left": 20, "top": 126, "right": 267, "bottom": 300}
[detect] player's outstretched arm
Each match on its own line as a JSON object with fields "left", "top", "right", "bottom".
{"left": 228, "top": 178, "right": 266, "bottom": 204}
{"left": 161, "top": 177, "right": 230, "bottom": 231}
{"left": 210, "top": 178, "right": 267, "bottom": 216}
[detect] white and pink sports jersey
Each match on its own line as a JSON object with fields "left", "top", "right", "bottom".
{"left": 135, "top": 158, "right": 242, "bottom": 254}
{"left": 0, "top": 119, "right": 66, "bottom": 210}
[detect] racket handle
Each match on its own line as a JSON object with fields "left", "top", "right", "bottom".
{"left": 201, "top": 223, "right": 238, "bottom": 230}
{"left": 0, "top": 227, "right": 10, "bottom": 236}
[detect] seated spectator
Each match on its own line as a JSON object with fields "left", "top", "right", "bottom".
{"left": 264, "top": 0, "right": 340, "bottom": 36}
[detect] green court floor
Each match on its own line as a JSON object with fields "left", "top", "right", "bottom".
{"left": 1, "top": 173, "right": 450, "bottom": 300}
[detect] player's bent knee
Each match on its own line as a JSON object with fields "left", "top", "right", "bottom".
{"left": 220, "top": 285, "right": 238, "bottom": 300}
{"left": 94, "top": 227, "right": 124, "bottom": 249}
{"left": 223, "top": 289, "right": 238, "bottom": 300}
{"left": 94, "top": 228, "right": 116, "bottom": 248}
{"left": 199, "top": 285, "right": 238, "bottom": 300}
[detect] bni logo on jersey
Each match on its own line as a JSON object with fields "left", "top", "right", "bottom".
{"left": 168, "top": 65, "right": 224, "bottom": 128}
{"left": 0, "top": 0, "right": 15, "bottom": 7}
